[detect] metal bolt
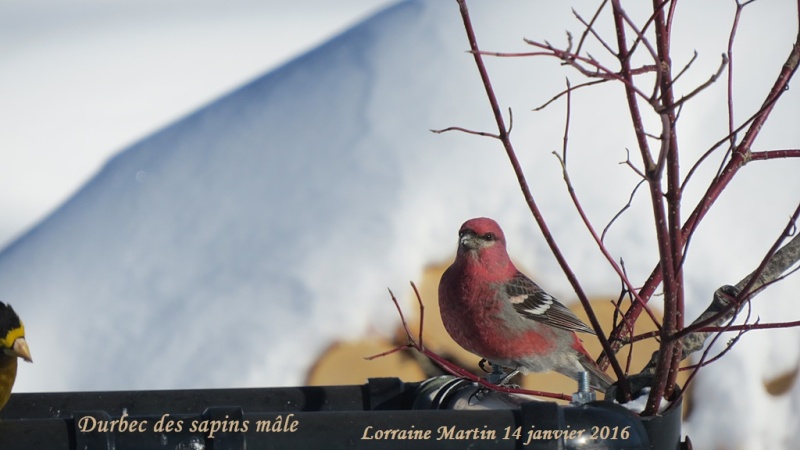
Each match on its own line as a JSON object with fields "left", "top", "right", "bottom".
{"left": 571, "top": 371, "right": 596, "bottom": 405}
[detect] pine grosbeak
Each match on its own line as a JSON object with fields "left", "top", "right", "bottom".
{"left": 438, "top": 217, "right": 613, "bottom": 392}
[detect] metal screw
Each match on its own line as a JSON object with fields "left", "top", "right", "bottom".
{"left": 571, "top": 371, "right": 595, "bottom": 405}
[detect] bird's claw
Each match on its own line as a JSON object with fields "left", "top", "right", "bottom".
{"left": 486, "top": 364, "right": 520, "bottom": 386}
{"left": 486, "top": 372, "right": 506, "bottom": 384}
{"left": 484, "top": 361, "right": 520, "bottom": 385}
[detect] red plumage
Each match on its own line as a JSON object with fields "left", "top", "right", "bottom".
{"left": 438, "top": 217, "right": 613, "bottom": 392}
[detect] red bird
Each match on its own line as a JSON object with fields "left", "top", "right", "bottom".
{"left": 438, "top": 217, "right": 613, "bottom": 392}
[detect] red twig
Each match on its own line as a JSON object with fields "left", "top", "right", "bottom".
{"left": 725, "top": 1, "right": 752, "bottom": 153}
{"left": 670, "top": 55, "right": 728, "bottom": 110}
{"left": 573, "top": 1, "right": 612, "bottom": 58}
{"left": 697, "top": 320, "right": 800, "bottom": 333}
{"left": 609, "top": 0, "right": 656, "bottom": 172}
{"left": 642, "top": 0, "right": 684, "bottom": 415}
{"left": 614, "top": 2, "right": 663, "bottom": 100}
{"left": 533, "top": 79, "right": 608, "bottom": 112}
{"left": 477, "top": 49, "right": 615, "bottom": 80}
{"left": 601, "top": 178, "right": 646, "bottom": 243}
{"left": 629, "top": 330, "right": 659, "bottom": 344}
{"left": 430, "top": 126, "right": 499, "bottom": 139}
{"left": 411, "top": 281, "right": 425, "bottom": 349}
{"left": 750, "top": 149, "right": 800, "bottom": 160}
{"left": 476, "top": 43, "right": 656, "bottom": 101}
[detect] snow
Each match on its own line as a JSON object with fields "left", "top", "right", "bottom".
{"left": 0, "top": 0, "right": 799, "bottom": 448}
{"left": 0, "top": 0, "right": 394, "bottom": 249}
{"left": 616, "top": 388, "right": 668, "bottom": 415}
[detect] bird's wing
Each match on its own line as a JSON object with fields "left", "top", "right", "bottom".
{"left": 505, "top": 271, "right": 596, "bottom": 335}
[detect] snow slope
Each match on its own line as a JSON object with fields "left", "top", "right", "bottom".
{"left": 0, "top": 0, "right": 394, "bottom": 248}
{"left": 0, "top": 1, "right": 798, "bottom": 448}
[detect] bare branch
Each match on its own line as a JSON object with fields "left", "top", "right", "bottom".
{"left": 669, "top": 50, "right": 698, "bottom": 89}
{"left": 628, "top": 329, "right": 659, "bottom": 344}
{"left": 430, "top": 126, "right": 499, "bottom": 139}
{"left": 533, "top": 79, "right": 608, "bottom": 111}
{"left": 601, "top": 178, "right": 646, "bottom": 243}
{"left": 750, "top": 149, "right": 800, "bottom": 160}
{"left": 561, "top": 78, "right": 572, "bottom": 165}
{"left": 619, "top": 148, "right": 648, "bottom": 180}
{"left": 609, "top": 0, "right": 657, "bottom": 173}
{"left": 573, "top": 2, "right": 615, "bottom": 57}
{"left": 668, "top": 54, "right": 728, "bottom": 112}
{"left": 643, "top": 0, "right": 684, "bottom": 415}
{"left": 411, "top": 281, "right": 425, "bottom": 349}
{"left": 513, "top": 44, "right": 619, "bottom": 80}
{"left": 614, "top": 2, "right": 664, "bottom": 101}
{"left": 697, "top": 318, "right": 800, "bottom": 333}
{"left": 725, "top": 0, "right": 759, "bottom": 152}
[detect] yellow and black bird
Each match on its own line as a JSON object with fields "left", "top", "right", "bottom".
{"left": 0, "top": 302, "right": 32, "bottom": 411}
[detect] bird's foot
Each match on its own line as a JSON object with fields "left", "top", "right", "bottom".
{"left": 494, "top": 369, "right": 520, "bottom": 387}
{"left": 485, "top": 361, "right": 505, "bottom": 384}
{"left": 484, "top": 362, "right": 520, "bottom": 386}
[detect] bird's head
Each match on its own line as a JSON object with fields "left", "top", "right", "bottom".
{"left": 457, "top": 217, "right": 507, "bottom": 256}
{"left": 0, "top": 302, "right": 32, "bottom": 363}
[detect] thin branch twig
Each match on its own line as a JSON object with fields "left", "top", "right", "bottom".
{"left": 430, "top": 126, "right": 499, "bottom": 139}
{"left": 750, "top": 149, "right": 800, "bottom": 160}
{"left": 601, "top": 179, "right": 646, "bottom": 243}
{"left": 573, "top": 2, "right": 615, "bottom": 57}
{"left": 533, "top": 79, "right": 608, "bottom": 111}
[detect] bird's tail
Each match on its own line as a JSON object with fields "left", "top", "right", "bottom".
{"left": 576, "top": 352, "right": 614, "bottom": 392}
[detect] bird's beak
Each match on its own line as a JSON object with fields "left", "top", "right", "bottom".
{"left": 460, "top": 234, "right": 478, "bottom": 250}
{"left": 11, "top": 337, "right": 32, "bottom": 363}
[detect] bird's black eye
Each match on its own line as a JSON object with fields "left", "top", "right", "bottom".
{"left": 483, "top": 232, "right": 496, "bottom": 241}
